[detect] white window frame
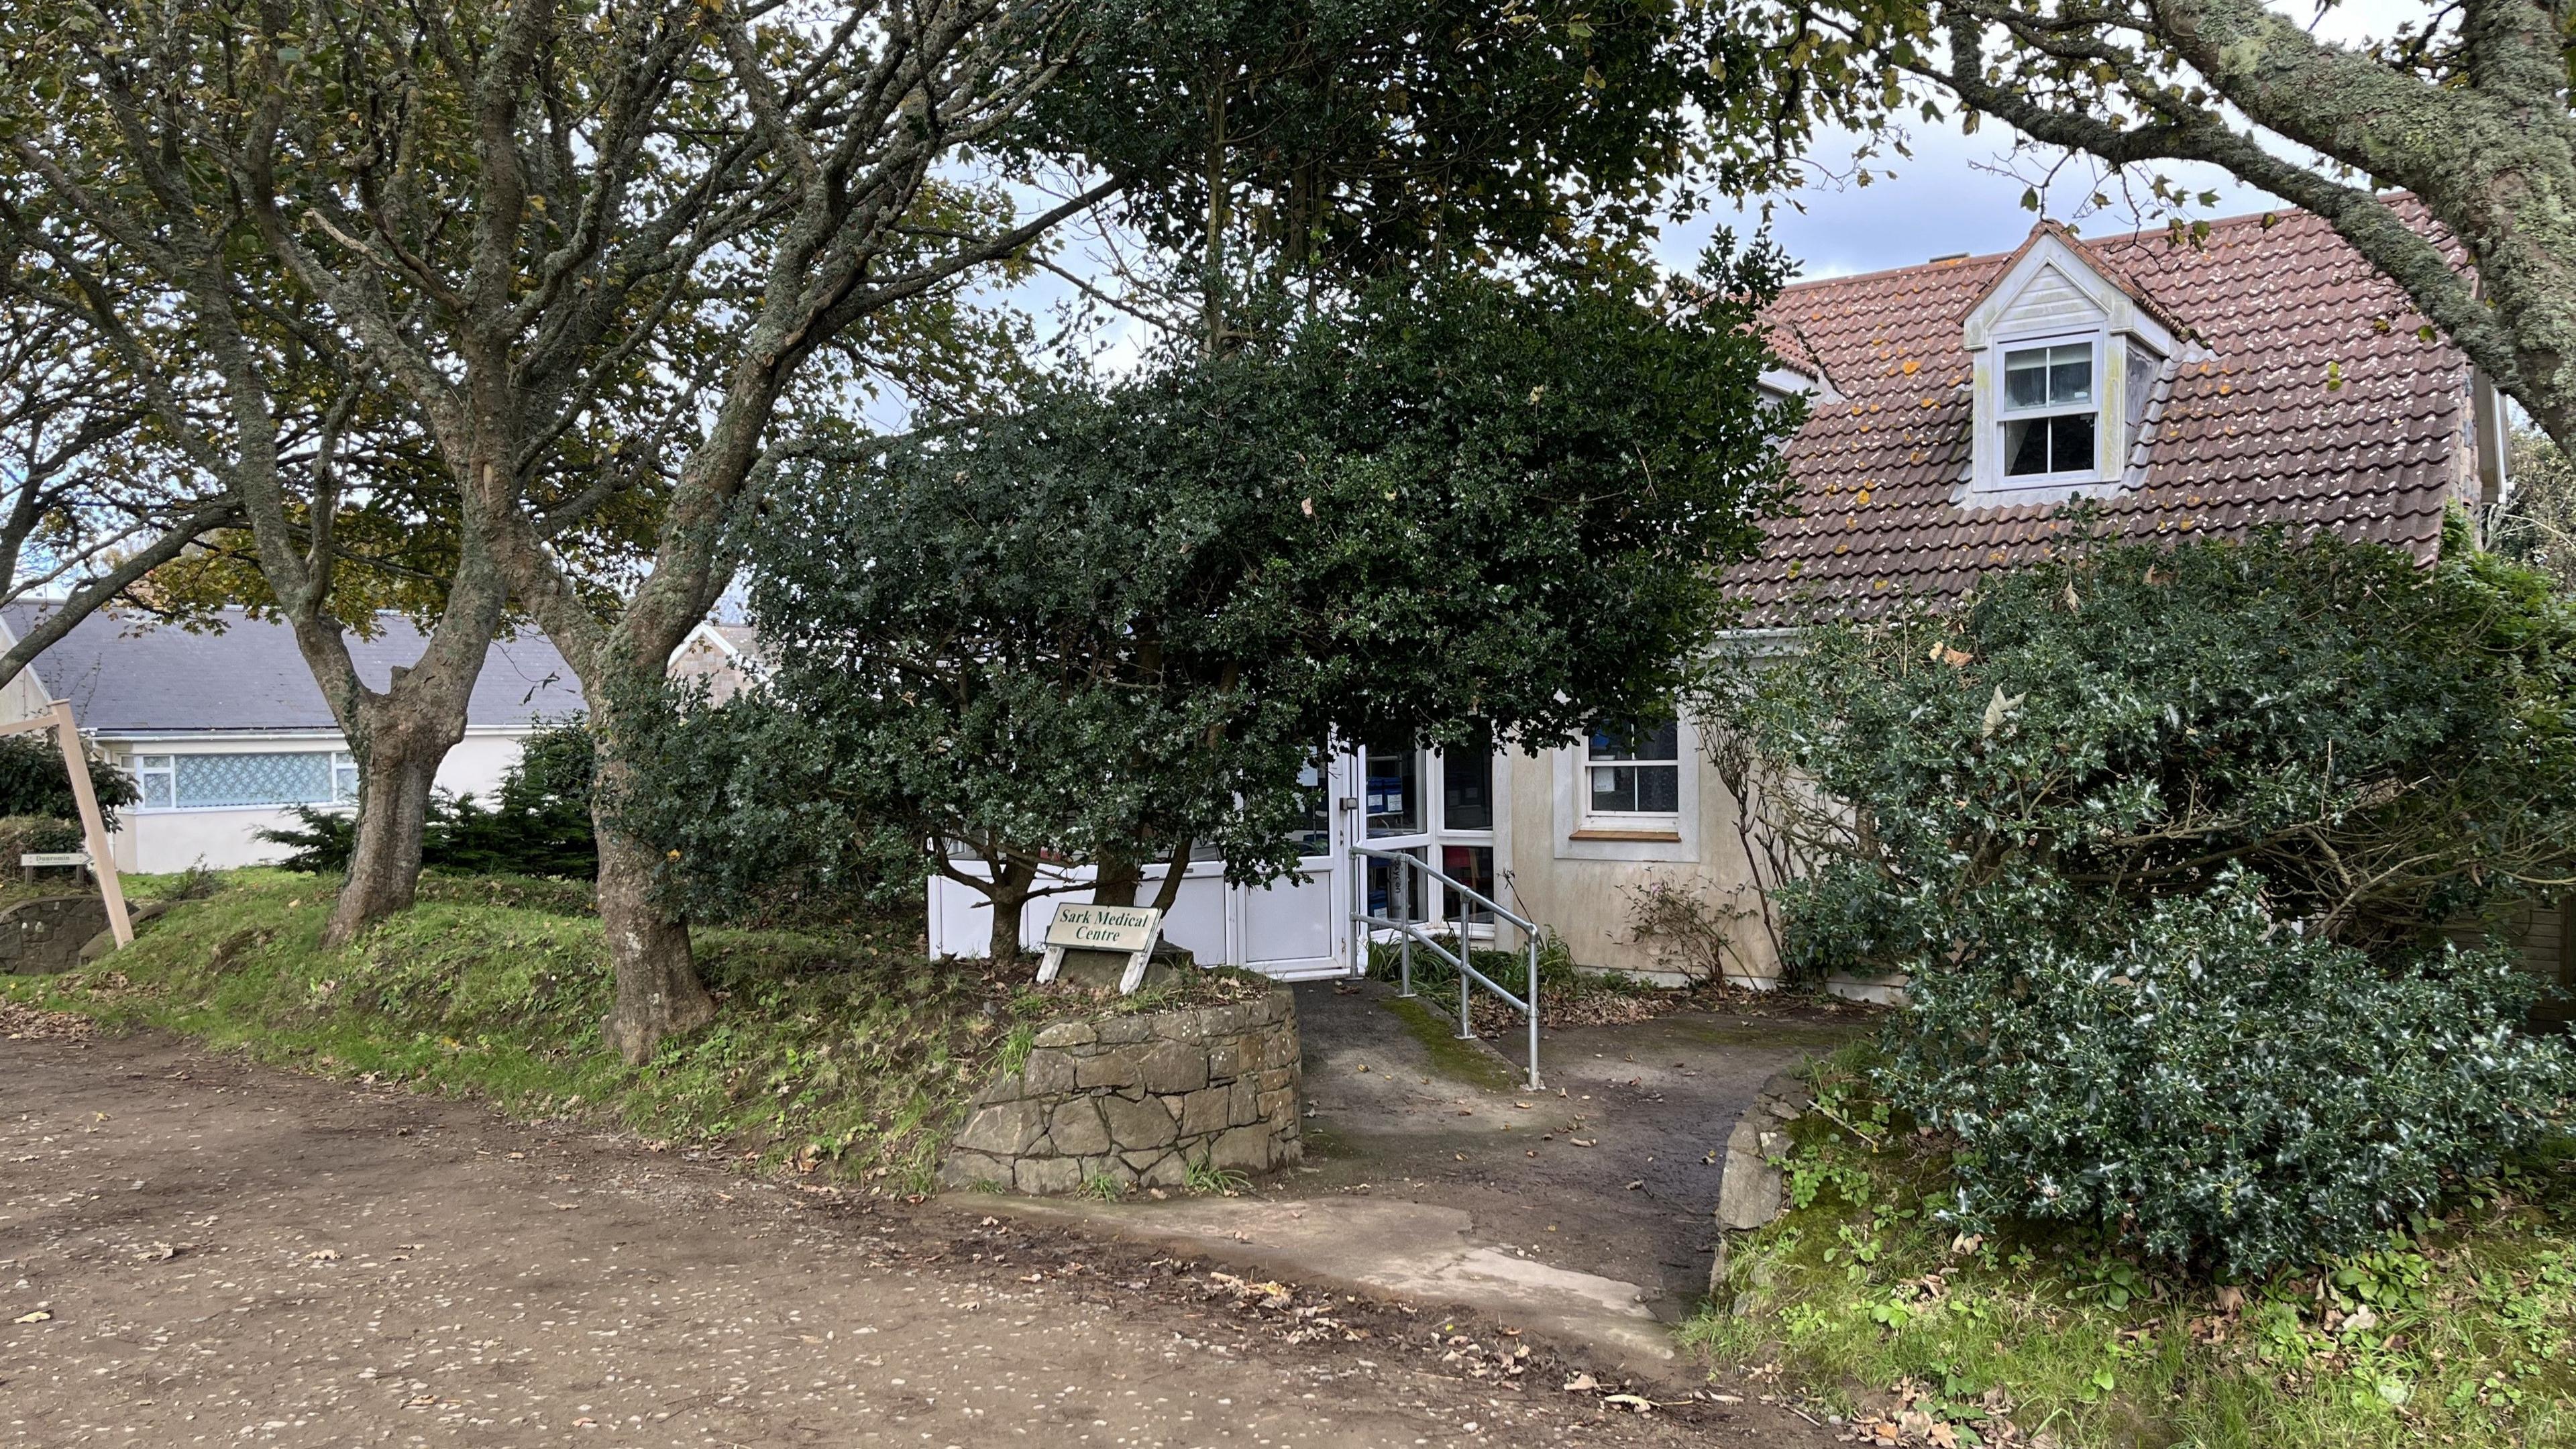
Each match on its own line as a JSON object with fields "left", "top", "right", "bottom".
{"left": 133, "top": 753, "right": 176, "bottom": 811}
{"left": 1957, "top": 230, "right": 2179, "bottom": 509}
{"left": 1552, "top": 714, "right": 1701, "bottom": 863}
{"left": 331, "top": 750, "right": 360, "bottom": 804}
{"left": 1995, "top": 334, "right": 2104, "bottom": 486}
{"left": 1578, "top": 718, "right": 1683, "bottom": 832}
{"left": 1358, "top": 737, "right": 1506, "bottom": 932}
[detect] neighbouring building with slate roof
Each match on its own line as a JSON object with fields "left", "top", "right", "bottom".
{"left": 0, "top": 606, "right": 584, "bottom": 873}
{"left": 933, "top": 203, "right": 2565, "bottom": 1011}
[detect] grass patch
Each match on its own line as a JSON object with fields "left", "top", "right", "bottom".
{"left": 1686, "top": 1046, "right": 2576, "bottom": 1448}
{"left": 1374, "top": 991, "right": 1524, "bottom": 1092}
{"left": 412, "top": 871, "right": 599, "bottom": 916}
{"left": 5, "top": 869, "right": 1267, "bottom": 1195}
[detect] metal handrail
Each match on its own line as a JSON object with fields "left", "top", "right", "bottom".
{"left": 1348, "top": 843, "right": 1542, "bottom": 1090}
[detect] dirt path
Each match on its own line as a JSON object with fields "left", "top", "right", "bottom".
{"left": 1291, "top": 981, "right": 1867, "bottom": 1309}
{"left": 1, "top": 1026, "right": 1837, "bottom": 1449}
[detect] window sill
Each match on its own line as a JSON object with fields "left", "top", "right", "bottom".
{"left": 133, "top": 802, "right": 352, "bottom": 815}
{"left": 1570, "top": 826, "right": 1682, "bottom": 843}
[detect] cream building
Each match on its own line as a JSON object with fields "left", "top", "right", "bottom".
{"left": 931, "top": 206, "right": 2533, "bottom": 994}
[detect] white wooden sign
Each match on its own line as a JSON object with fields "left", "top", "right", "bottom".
{"left": 1036, "top": 903, "right": 1164, "bottom": 994}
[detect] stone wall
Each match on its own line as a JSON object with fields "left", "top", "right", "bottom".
{"left": 942, "top": 987, "right": 1302, "bottom": 1196}
{"left": 1707, "top": 1071, "right": 1815, "bottom": 1303}
{"left": 0, "top": 895, "right": 107, "bottom": 975}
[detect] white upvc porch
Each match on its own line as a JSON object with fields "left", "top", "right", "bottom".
{"left": 925, "top": 737, "right": 1514, "bottom": 979}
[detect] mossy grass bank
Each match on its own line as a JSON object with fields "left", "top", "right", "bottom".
{"left": 1, "top": 869, "right": 1267, "bottom": 1193}
{"left": 1688, "top": 1045, "right": 2576, "bottom": 1448}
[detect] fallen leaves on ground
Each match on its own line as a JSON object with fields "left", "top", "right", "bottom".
{"left": 1200, "top": 1271, "right": 1371, "bottom": 1344}
{"left": 0, "top": 1000, "right": 94, "bottom": 1041}
{"left": 1836, "top": 1379, "right": 2053, "bottom": 1448}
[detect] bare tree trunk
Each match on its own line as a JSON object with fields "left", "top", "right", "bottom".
{"left": 596, "top": 822, "right": 713, "bottom": 1065}
{"left": 986, "top": 858, "right": 1038, "bottom": 961}
{"left": 296, "top": 542, "right": 508, "bottom": 948}
{"left": 1146, "top": 836, "right": 1192, "bottom": 915}
{"left": 1091, "top": 849, "right": 1142, "bottom": 909}
{"left": 589, "top": 685, "right": 716, "bottom": 1065}
{"left": 322, "top": 731, "right": 447, "bottom": 947}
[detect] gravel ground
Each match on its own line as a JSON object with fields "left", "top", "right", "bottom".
{"left": 1, "top": 1024, "right": 1837, "bottom": 1448}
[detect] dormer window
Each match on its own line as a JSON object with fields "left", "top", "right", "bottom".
{"left": 1958, "top": 223, "right": 2181, "bottom": 508}
{"left": 2000, "top": 341, "right": 2098, "bottom": 479}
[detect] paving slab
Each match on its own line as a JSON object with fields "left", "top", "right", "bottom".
{"left": 1292, "top": 980, "right": 1869, "bottom": 1308}
{"left": 975, "top": 1192, "right": 1680, "bottom": 1374}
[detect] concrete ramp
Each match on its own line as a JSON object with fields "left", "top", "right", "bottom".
{"left": 971, "top": 1193, "right": 1677, "bottom": 1373}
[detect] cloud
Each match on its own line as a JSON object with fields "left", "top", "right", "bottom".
{"left": 1660, "top": 121, "right": 2281, "bottom": 284}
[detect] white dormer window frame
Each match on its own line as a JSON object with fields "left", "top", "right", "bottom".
{"left": 1995, "top": 331, "right": 2105, "bottom": 486}
{"left": 1960, "top": 230, "right": 2178, "bottom": 508}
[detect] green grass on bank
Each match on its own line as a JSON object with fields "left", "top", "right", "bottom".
{"left": 1686, "top": 1046, "right": 2576, "bottom": 1448}
{"left": 3, "top": 869, "right": 1262, "bottom": 1193}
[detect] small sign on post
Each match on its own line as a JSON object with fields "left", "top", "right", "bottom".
{"left": 1035, "top": 902, "right": 1165, "bottom": 994}
{"left": 0, "top": 701, "right": 131, "bottom": 948}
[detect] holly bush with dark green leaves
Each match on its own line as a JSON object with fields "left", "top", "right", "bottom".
{"left": 1730, "top": 523, "right": 2576, "bottom": 969}
{"left": 1715, "top": 524, "right": 2576, "bottom": 1273}
{"left": 635, "top": 256, "right": 1798, "bottom": 949}
{"left": 1893, "top": 869, "right": 2574, "bottom": 1278}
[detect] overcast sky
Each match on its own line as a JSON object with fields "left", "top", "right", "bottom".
{"left": 1683, "top": 127, "right": 2284, "bottom": 282}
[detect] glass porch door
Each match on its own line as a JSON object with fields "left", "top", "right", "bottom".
{"left": 1361, "top": 733, "right": 1500, "bottom": 934}
{"left": 1225, "top": 755, "right": 1352, "bottom": 978}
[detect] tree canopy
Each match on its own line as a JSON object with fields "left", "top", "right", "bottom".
{"left": 638, "top": 253, "right": 1801, "bottom": 955}
{"left": 0, "top": 0, "right": 1814, "bottom": 1056}
{"left": 0, "top": 267, "right": 238, "bottom": 691}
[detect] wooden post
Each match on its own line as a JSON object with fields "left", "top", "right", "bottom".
{"left": 50, "top": 700, "right": 131, "bottom": 948}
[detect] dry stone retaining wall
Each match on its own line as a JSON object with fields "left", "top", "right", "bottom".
{"left": 1707, "top": 1071, "right": 1816, "bottom": 1303}
{"left": 0, "top": 896, "right": 107, "bottom": 975}
{"left": 941, "top": 987, "right": 1302, "bottom": 1196}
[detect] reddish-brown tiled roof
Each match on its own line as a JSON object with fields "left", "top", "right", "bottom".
{"left": 1736, "top": 205, "right": 2475, "bottom": 620}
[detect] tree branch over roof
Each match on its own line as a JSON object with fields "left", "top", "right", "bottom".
{"left": 1764, "top": 0, "right": 2576, "bottom": 451}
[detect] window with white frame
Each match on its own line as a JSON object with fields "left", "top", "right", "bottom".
{"left": 133, "top": 754, "right": 174, "bottom": 810}
{"left": 1584, "top": 718, "right": 1680, "bottom": 824}
{"left": 126, "top": 750, "right": 359, "bottom": 810}
{"left": 2000, "top": 339, "right": 2099, "bottom": 479}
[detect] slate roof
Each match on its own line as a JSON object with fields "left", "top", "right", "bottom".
{"left": 1, "top": 605, "right": 586, "bottom": 735}
{"left": 1737, "top": 205, "right": 2477, "bottom": 619}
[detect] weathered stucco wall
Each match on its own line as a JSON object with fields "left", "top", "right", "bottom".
{"left": 941, "top": 987, "right": 1302, "bottom": 1195}
{"left": 1501, "top": 745, "right": 1780, "bottom": 985}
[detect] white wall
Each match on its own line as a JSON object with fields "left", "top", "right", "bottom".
{"left": 106, "top": 730, "right": 531, "bottom": 875}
